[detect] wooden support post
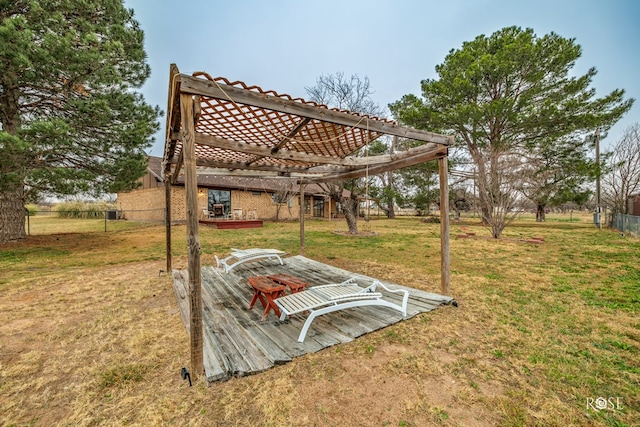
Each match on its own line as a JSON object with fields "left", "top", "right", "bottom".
{"left": 299, "top": 181, "right": 305, "bottom": 256}
{"left": 181, "top": 92, "right": 204, "bottom": 378}
{"left": 164, "top": 64, "right": 179, "bottom": 274}
{"left": 165, "top": 174, "right": 172, "bottom": 272}
{"left": 439, "top": 152, "right": 451, "bottom": 296}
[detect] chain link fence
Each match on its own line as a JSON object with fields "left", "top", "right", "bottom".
{"left": 611, "top": 214, "right": 640, "bottom": 238}
{"left": 25, "top": 208, "right": 166, "bottom": 235}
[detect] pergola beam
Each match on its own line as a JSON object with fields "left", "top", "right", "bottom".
{"left": 163, "top": 64, "right": 182, "bottom": 174}
{"left": 166, "top": 145, "right": 447, "bottom": 181}
{"left": 168, "top": 147, "right": 447, "bottom": 183}
{"left": 179, "top": 74, "right": 451, "bottom": 145}
{"left": 194, "top": 159, "right": 316, "bottom": 175}
{"left": 171, "top": 150, "right": 184, "bottom": 184}
{"left": 271, "top": 117, "right": 312, "bottom": 153}
{"left": 302, "top": 146, "right": 448, "bottom": 183}
{"left": 193, "top": 167, "right": 323, "bottom": 178}
{"left": 169, "top": 132, "right": 447, "bottom": 171}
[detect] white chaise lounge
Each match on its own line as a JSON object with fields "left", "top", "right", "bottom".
{"left": 274, "top": 276, "right": 410, "bottom": 342}
{"left": 215, "top": 248, "right": 285, "bottom": 273}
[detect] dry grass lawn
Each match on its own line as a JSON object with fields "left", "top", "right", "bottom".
{"left": 1, "top": 214, "right": 638, "bottom": 426}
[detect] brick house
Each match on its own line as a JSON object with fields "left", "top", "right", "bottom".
{"left": 117, "top": 157, "right": 340, "bottom": 222}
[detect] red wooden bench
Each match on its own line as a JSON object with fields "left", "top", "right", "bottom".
{"left": 267, "top": 273, "right": 309, "bottom": 294}
{"left": 247, "top": 276, "right": 286, "bottom": 320}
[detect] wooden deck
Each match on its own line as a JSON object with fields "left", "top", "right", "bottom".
{"left": 199, "top": 219, "right": 264, "bottom": 229}
{"left": 171, "top": 255, "right": 454, "bottom": 383}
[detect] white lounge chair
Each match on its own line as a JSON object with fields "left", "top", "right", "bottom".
{"left": 274, "top": 276, "right": 409, "bottom": 342}
{"left": 215, "top": 248, "right": 285, "bottom": 273}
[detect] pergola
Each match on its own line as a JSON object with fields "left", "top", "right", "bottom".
{"left": 162, "top": 64, "right": 452, "bottom": 376}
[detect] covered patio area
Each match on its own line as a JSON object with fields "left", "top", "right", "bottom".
{"left": 162, "top": 64, "right": 453, "bottom": 380}
{"left": 172, "top": 255, "right": 454, "bottom": 383}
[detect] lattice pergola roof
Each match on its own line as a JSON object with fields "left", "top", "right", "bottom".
{"left": 163, "top": 64, "right": 451, "bottom": 183}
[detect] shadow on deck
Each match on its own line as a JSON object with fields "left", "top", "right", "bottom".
{"left": 171, "top": 255, "right": 454, "bottom": 383}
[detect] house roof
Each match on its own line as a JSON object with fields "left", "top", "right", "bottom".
{"left": 163, "top": 64, "right": 451, "bottom": 184}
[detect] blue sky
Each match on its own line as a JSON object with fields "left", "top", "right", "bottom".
{"left": 123, "top": 0, "right": 640, "bottom": 157}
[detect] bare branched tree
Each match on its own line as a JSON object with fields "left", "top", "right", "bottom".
{"left": 305, "top": 73, "right": 384, "bottom": 233}
{"left": 602, "top": 123, "right": 640, "bottom": 215}
{"left": 305, "top": 73, "right": 386, "bottom": 117}
{"left": 476, "top": 152, "right": 522, "bottom": 237}
{"left": 267, "top": 178, "right": 297, "bottom": 221}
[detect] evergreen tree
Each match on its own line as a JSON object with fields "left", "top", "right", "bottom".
{"left": 390, "top": 26, "right": 633, "bottom": 237}
{"left": 0, "top": 0, "right": 160, "bottom": 242}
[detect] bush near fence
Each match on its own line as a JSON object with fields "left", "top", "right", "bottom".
{"left": 54, "top": 202, "right": 115, "bottom": 219}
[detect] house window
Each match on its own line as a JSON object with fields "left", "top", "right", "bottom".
{"left": 313, "top": 197, "right": 324, "bottom": 218}
{"left": 208, "top": 189, "right": 231, "bottom": 217}
{"left": 252, "top": 191, "right": 261, "bottom": 196}
{"left": 304, "top": 197, "right": 311, "bottom": 215}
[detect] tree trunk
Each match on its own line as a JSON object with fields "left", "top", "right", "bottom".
{"left": 341, "top": 197, "right": 359, "bottom": 233}
{"left": 386, "top": 198, "right": 395, "bottom": 219}
{"left": 386, "top": 170, "right": 396, "bottom": 219}
{"left": 536, "top": 203, "right": 546, "bottom": 222}
{"left": 452, "top": 205, "right": 461, "bottom": 221}
{"left": 0, "top": 186, "right": 26, "bottom": 243}
{"left": 1, "top": 79, "right": 26, "bottom": 243}
{"left": 491, "top": 222, "right": 505, "bottom": 238}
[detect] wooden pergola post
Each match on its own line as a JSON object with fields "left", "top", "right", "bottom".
{"left": 439, "top": 151, "right": 451, "bottom": 296}
{"left": 299, "top": 181, "right": 305, "bottom": 256}
{"left": 164, "top": 174, "right": 172, "bottom": 272}
{"left": 180, "top": 92, "right": 204, "bottom": 378}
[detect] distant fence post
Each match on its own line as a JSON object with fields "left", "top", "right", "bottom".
{"left": 26, "top": 208, "right": 30, "bottom": 236}
{"left": 104, "top": 211, "right": 107, "bottom": 232}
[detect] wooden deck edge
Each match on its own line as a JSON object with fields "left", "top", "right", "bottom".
{"left": 171, "top": 270, "right": 190, "bottom": 333}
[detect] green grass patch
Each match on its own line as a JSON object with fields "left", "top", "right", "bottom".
{"left": 1, "top": 213, "right": 639, "bottom": 426}
{"left": 99, "top": 364, "right": 149, "bottom": 388}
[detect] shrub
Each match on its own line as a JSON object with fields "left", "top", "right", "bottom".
{"left": 54, "top": 202, "right": 115, "bottom": 219}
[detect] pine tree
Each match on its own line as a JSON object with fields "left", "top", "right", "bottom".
{"left": 391, "top": 26, "right": 633, "bottom": 237}
{"left": 0, "top": 0, "right": 160, "bottom": 242}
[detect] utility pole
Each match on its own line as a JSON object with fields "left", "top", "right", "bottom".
{"left": 595, "top": 129, "right": 601, "bottom": 228}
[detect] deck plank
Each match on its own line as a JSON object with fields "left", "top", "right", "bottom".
{"left": 172, "top": 255, "right": 454, "bottom": 383}
{"left": 201, "top": 269, "right": 299, "bottom": 363}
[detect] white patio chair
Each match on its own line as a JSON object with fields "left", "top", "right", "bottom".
{"left": 214, "top": 248, "right": 286, "bottom": 273}
{"left": 274, "top": 276, "right": 409, "bottom": 342}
